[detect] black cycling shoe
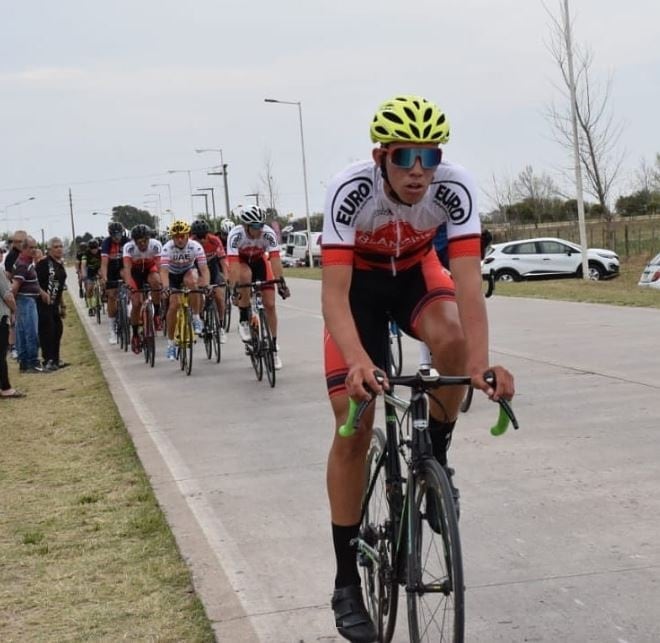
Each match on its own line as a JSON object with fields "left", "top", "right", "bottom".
{"left": 331, "top": 584, "right": 377, "bottom": 643}
{"left": 426, "top": 466, "right": 460, "bottom": 533}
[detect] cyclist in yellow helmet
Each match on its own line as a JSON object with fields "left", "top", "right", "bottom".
{"left": 321, "top": 95, "right": 515, "bottom": 642}
{"left": 159, "top": 220, "right": 210, "bottom": 360}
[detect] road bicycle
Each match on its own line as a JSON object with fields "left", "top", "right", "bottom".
{"left": 223, "top": 284, "right": 232, "bottom": 332}
{"left": 340, "top": 369, "right": 518, "bottom": 642}
{"left": 115, "top": 282, "right": 131, "bottom": 352}
{"left": 90, "top": 277, "right": 104, "bottom": 325}
{"left": 138, "top": 286, "right": 160, "bottom": 368}
{"left": 170, "top": 288, "right": 205, "bottom": 376}
{"left": 202, "top": 286, "right": 222, "bottom": 364}
{"left": 234, "top": 278, "right": 282, "bottom": 388}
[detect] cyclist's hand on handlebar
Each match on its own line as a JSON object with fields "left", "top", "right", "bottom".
{"left": 277, "top": 280, "right": 290, "bottom": 299}
{"left": 345, "top": 361, "right": 387, "bottom": 402}
{"left": 472, "top": 366, "right": 515, "bottom": 402}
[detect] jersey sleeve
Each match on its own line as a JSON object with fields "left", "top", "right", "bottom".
{"left": 435, "top": 165, "right": 482, "bottom": 260}
{"left": 226, "top": 228, "right": 240, "bottom": 261}
{"left": 321, "top": 162, "right": 373, "bottom": 267}
{"left": 193, "top": 240, "right": 207, "bottom": 266}
{"left": 100, "top": 237, "right": 111, "bottom": 257}
{"left": 263, "top": 226, "right": 279, "bottom": 256}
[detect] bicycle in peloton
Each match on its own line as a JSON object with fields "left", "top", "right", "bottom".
{"left": 137, "top": 286, "right": 160, "bottom": 368}
{"left": 170, "top": 288, "right": 205, "bottom": 376}
{"left": 115, "top": 282, "right": 131, "bottom": 352}
{"left": 340, "top": 369, "right": 518, "bottom": 642}
{"left": 234, "top": 278, "right": 282, "bottom": 388}
{"left": 388, "top": 317, "right": 403, "bottom": 377}
{"left": 89, "top": 277, "right": 105, "bottom": 325}
{"left": 201, "top": 285, "right": 222, "bottom": 364}
{"left": 223, "top": 284, "right": 232, "bottom": 333}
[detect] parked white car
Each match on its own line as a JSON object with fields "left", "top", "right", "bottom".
{"left": 638, "top": 252, "right": 660, "bottom": 290}
{"left": 482, "top": 237, "right": 620, "bottom": 282}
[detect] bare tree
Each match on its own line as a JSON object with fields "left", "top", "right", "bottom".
{"left": 483, "top": 172, "right": 516, "bottom": 223}
{"left": 634, "top": 154, "right": 660, "bottom": 192}
{"left": 544, "top": 1, "right": 625, "bottom": 219}
{"left": 258, "top": 150, "right": 280, "bottom": 214}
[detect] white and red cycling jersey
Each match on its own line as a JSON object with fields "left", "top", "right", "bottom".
{"left": 226, "top": 224, "right": 280, "bottom": 264}
{"left": 122, "top": 238, "right": 162, "bottom": 273}
{"left": 322, "top": 159, "right": 482, "bottom": 273}
{"left": 160, "top": 239, "right": 206, "bottom": 274}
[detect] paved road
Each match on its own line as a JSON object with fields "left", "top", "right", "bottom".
{"left": 72, "top": 279, "right": 660, "bottom": 642}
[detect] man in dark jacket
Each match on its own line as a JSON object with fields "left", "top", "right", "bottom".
{"left": 36, "top": 237, "right": 68, "bottom": 371}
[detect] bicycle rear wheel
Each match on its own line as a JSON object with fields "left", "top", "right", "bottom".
{"left": 407, "top": 459, "right": 464, "bottom": 642}
{"left": 203, "top": 301, "right": 213, "bottom": 360}
{"left": 359, "top": 428, "right": 399, "bottom": 643}
{"left": 143, "top": 303, "right": 155, "bottom": 368}
{"left": 260, "top": 309, "right": 276, "bottom": 388}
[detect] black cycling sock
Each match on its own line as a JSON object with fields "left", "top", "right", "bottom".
{"left": 154, "top": 303, "right": 160, "bottom": 316}
{"left": 239, "top": 307, "right": 249, "bottom": 323}
{"left": 272, "top": 335, "right": 277, "bottom": 348}
{"left": 428, "top": 417, "right": 456, "bottom": 466}
{"left": 132, "top": 324, "right": 139, "bottom": 337}
{"left": 332, "top": 523, "right": 361, "bottom": 589}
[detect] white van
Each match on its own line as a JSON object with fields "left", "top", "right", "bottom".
{"left": 283, "top": 231, "right": 322, "bottom": 267}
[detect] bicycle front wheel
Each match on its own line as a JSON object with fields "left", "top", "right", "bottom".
{"left": 94, "top": 287, "right": 102, "bottom": 325}
{"left": 260, "top": 309, "right": 275, "bottom": 388}
{"left": 249, "top": 322, "right": 263, "bottom": 381}
{"left": 143, "top": 303, "right": 155, "bottom": 368}
{"left": 407, "top": 459, "right": 464, "bottom": 642}
{"left": 360, "top": 428, "right": 399, "bottom": 643}
{"left": 184, "top": 307, "right": 194, "bottom": 376}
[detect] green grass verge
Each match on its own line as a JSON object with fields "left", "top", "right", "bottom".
{"left": 285, "top": 255, "right": 659, "bottom": 308}
{"left": 0, "top": 294, "right": 215, "bottom": 642}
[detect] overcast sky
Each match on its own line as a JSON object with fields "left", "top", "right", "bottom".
{"left": 1, "top": 0, "right": 658, "bottom": 240}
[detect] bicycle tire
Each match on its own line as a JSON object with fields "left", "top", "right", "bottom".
{"left": 143, "top": 302, "right": 155, "bottom": 368}
{"left": 407, "top": 459, "right": 464, "bottom": 643}
{"left": 249, "top": 320, "right": 263, "bottom": 381}
{"left": 260, "top": 309, "right": 276, "bottom": 388}
{"left": 184, "top": 306, "right": 193, "bottom": 376}
{"left": 203, "top": 300, "right": 214, "bottom": 360}
{"left": 359, "top": 428, "right": 399, "bottom": 642}
{"left": 389, "top": 325, "right": 403, "bottom": 377}
{"left": 94, "top": 285, "right": 102, "bottom": 325}
{"left": 460, "top": 386, "right": 474, "bottom": 413}
{"left": 121, "top": 296, "right": 130, "bottom": 352}
{"left": 209, "top": 301, "right": 221, "bottom": 363}
{"left": 177, "top": 309, "right": 186, "bottom": 372}
{"left": 223, "top": 288, "right": 232, "bottom": 332}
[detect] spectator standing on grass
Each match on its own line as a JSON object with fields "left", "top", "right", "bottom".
{"left": 0, "top": 268, "right": 24, "bottom": 398}
{"left": 36, "top": 237, "right": 68, "bottom": 371}
{"left": 4, "top": 230, "right": 27, "bottom": 360}
{"left": 11, "top": 236, "right": 50, "bottom": 373}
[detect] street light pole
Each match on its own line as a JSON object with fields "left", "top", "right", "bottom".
{"left": 196, "top": 187, "right": 217, "bottom": 221}
{"left": 195, "top": 148, "right": 231, "bottom": 218}
{"left": 192, "top": 193, "right": 209, "bottom": 218}
{"left": 167, "top": 169, "right": 194, "bottom": 219}
{"left": 151, "top": 183, "right": 173, "bottom": 220}
{"left": 264, "top": 98, "right": 313, "bottom": 267}
{"left": 245, "top": 192, "right": 260, "bottom": 206}
{"left": 2, "top": 196, "right": 36, "bottom": 231}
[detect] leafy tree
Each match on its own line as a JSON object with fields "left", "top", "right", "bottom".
{"left": 615, "top": 189, "right": 660, "bottom": 217}
{"left": 111, "top": 205, "right": 156, "bottom": 230}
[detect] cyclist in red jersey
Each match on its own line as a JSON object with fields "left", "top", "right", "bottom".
{"left": 321, "top": 95, "right": 515, "bottom": 642}
{"left": 190, "top": 220, "right": 228, "bottom": 343}
{"left": 122, "top": 224, "right": 163, "bottom": 354}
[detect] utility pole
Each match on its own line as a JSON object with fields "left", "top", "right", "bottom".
{"left": 207, "top": 165, "right": 231, "bottom": 217}
{"left": 69, "top": 188, "right": 77, "bottom": 254}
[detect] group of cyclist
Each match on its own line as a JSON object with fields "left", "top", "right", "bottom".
{"left": 76, "top": 206, "right": 290, "bottom": 368}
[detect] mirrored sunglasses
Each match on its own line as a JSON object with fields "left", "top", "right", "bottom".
{"left": 389, "top": 147, "right": 442, "bottom": 169}
{"left": 248, "top": 223, "right": 265, "bottom": 230}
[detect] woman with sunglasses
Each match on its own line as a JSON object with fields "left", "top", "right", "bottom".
{"left": 321, "top": 94, "right": 515, "bottom": 642}
{"left": 226, "top": 205, "right": 290, "bottom": 370}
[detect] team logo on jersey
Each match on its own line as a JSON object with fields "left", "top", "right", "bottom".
{"left": 433, "top": 181, "right": 472, "bottom": 225}
{"left": 332, "top": 177, "right": 373, "bottom": 229}
{"left": 230, "top": 232, "right": 242, "bottom": 250}
{"left": 264, "top": 231, "right": 277, "bottom": 247}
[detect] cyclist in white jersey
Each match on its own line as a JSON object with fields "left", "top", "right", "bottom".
{"left": 321, "top": 95, "right": 515, "bottom": 642}
{"left": 122, "top": 224, "right": 163, "bottom": 354}
{"left": 226, "top": 205, "right": 290, "bottom": 370}
{"left": 160, "top": 220, "right": 209, "bottom": 360}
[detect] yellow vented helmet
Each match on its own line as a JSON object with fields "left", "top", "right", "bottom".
{"left": 370, "top": 95, "right": 450, "bottom": 145}
{"left": 168, "top": 220, "right": 191, "bottom": 237}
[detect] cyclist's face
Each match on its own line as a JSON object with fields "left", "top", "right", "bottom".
{"left": 173, "top": 233, "right": 188, "bottom": 248}
{"left": 373, "top": 143, "right": 439, "bottom": 205}
{"left": 246, "top": 223, "right": 263, "bottom": 239}
{"left": 135, "top": 237, "right": 149, "bottom": 251}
